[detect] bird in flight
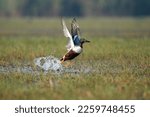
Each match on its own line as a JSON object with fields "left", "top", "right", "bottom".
{"left": 60, "top": 18, "right": 90, "bottom": 64}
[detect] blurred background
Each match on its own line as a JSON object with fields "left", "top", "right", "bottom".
{"left": 0, "top": 0, "right": 150, "bottom": 17}
{"left": 0, "top": 0, "right": 150, "bottom": 38}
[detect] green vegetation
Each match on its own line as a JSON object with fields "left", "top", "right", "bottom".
{"left": 0, "top": 18, "right": 150, "bottom": 99}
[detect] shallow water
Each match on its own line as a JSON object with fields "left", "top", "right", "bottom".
{"left": 0, "top": 56, "right": 93, "bottom": 74}
{"left": 0, "top": 56, "right": 123, "bottom": 75}
{"left": 33, "top": 56, "right": 93, "bottom": 74}
{"left": 0, "top": 65, "right": 35, "bottom": 74}
{"left": 1, "top": 56, "right": 142, "bottom": 76}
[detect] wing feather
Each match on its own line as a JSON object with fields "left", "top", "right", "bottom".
{"left": 71, "top": 18, "right": 81, "bottom": 38}
{"left": 61, "top": 19, "right": 74, "bottom": 51}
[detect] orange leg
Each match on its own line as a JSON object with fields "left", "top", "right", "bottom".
{"left": 60, "top": 59, "right": 64, "bottom": 64}
{"left": 60, "top": 60, "right": 73, "bottom": 67}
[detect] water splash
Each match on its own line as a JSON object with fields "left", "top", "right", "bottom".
{"left": 0, "top": 56, "right": 64, "bottom": 74}
{"left": 0, "top": 56, "right": 93, "bottom": 74}
{"left": 34, "top": 56, "right": 63, "bottom": 73}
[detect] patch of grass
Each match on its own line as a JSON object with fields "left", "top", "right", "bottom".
{"left": 0, "top": 18, "right": 150, "bottom": 99}
{"left": 0, "top": 73, "right": 149, "bottom": 99}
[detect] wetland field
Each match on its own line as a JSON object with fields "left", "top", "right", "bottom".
{"left": 0, "top": 17, "right": 150, "bottom": 99}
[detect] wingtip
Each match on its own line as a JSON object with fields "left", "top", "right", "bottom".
{"left": 61, "top": 18, "right": 65, "bottom": 26}
{"left": 73, "top": 17, "right": 77, "bottom": 22}
{"left": 61, "top": 16, "right": 65, "bottom": 22}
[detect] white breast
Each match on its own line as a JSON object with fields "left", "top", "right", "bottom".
{"left": 72, "top": 46, "right": 82, "bottom": 53}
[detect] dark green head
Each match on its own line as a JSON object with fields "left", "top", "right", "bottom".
{"left": 80, "top": 38, "right": 90, "bottom": 44}
{"left": 80, "top": 38, "right": 90, "bottom": 48}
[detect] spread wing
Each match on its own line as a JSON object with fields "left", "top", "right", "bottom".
{"left": 61, "top": 19, "right": 74, "bottom": 51}
{"left": 71, "top": 18, "right": 81, "bottom": 39}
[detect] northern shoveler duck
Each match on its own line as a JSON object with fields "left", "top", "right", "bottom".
{"left": 60, "top": 18, "right": 90, "bottom": 64}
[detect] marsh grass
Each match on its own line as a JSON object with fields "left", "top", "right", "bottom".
{"left": 0, "top": 18, "right": 150, "bottom": 99}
